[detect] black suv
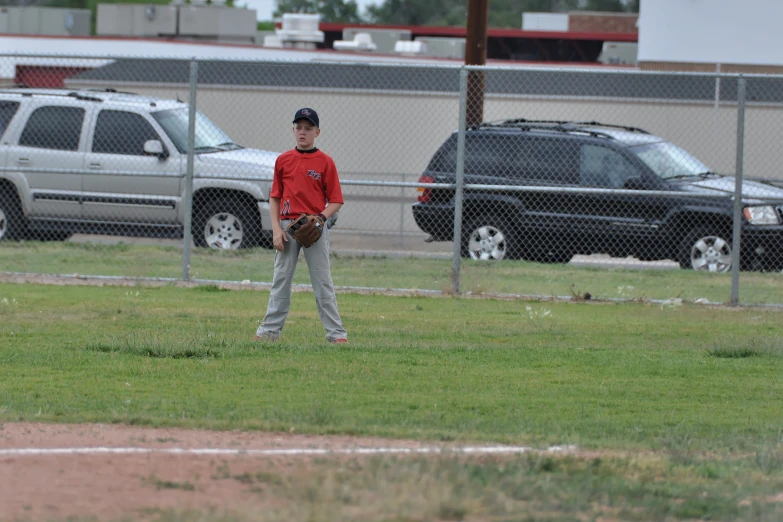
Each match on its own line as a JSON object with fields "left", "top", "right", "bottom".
{"left": 412, "top": 119, "right": 783, "bottom": 272}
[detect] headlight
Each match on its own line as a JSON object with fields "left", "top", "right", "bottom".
{"left": 743, "top": 206, "right": 780, "bottom": 225}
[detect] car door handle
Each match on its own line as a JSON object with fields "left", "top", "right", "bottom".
{"left": 16, "top": 157, "right": 30, "bottom": 165}
{"left": 89, "top": 163, "right": 102, "bottom": 170}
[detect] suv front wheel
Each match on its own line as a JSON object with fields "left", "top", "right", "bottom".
{"left": 0, "top": 192, "right": 26, "bottom": 242}
{"left": 194, "top": 199, "right": 261, "bottom": 250}
{"left": 462, "top": 217, "right": 514, "bottom": 261}
{"left": 678, "top": 227, "right": 733, "bottom": 273}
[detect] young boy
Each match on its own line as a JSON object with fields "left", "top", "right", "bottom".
{"left": 255, "top": 108, "right": 348, "bottom": 343}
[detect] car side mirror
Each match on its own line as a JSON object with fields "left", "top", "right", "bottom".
{"left": 623, "top": 177, "right": 645, "bottom": 190}
{"left": 143, "top": 140, "right": 168, "bottom": 160}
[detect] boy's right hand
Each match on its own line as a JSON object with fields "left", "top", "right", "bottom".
{"left": 272, "top": 227, "right": 287, "bottom": 251}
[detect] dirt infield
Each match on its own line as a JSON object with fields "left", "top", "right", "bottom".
{"left": 0, "top": 422, "right": 438, "bottom": 520}
{"left": 0, "top": 422, "right": 558, "bottom": 521}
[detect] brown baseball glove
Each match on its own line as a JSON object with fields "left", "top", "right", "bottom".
{"left": 287, "top": 213, "right": 324, "bottom": 248}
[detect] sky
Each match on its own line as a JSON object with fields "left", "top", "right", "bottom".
{"left": 239, "top": 0, "right": 382, "bottom": 22}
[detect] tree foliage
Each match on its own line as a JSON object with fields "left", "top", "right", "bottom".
{"left": 273, "top": 0, "right": 362, "bottom": 23}
{"left": 364, "top": 0, "right": 637, "bottom": 27}
{"left": 583, "top": 0, "right": 627, "bottom": 12}
{"left": 486, "top": 0, "right": 580, "bottom": 28}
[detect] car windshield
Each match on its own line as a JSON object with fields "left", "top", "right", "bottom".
{"left": 152, "top": 108, "right": 236, "bottom": 154}
{"left": 630, "top": 141, "right": 712, "bottom": 180}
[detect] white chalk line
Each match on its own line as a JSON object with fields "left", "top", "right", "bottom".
{"left": 0, "top": 445, "right": 576, "bottom": 457}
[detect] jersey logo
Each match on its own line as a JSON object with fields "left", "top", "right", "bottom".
{"left": 306, "top": 170, "right": 322, "bottom": 180}
{"left": 281, "top": 200, "right": 290, "bottom": 216}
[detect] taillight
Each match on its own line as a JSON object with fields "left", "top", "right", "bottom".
{"left": 417, "top": 174, "right": 434, "bottom": 202}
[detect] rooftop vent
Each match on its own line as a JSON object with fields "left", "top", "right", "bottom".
{"left": 333, "top": 32, "right": 377, "bottom": 52}
{"left": 275, "top": 13, "right": 324, "bottom": 49}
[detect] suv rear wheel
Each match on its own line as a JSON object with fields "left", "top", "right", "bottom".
{"left": 462, "top": 217, "right": 514, "bottom": 261}
{"left": 194, "top": 199, "right": 261, "bottom": 250}
{"left": 678, "top": 227, "right": 733, "bottom": 273}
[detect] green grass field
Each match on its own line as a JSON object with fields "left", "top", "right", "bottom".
{"left": 2, "top": 240, "right": 783, "bottom": 305}
{"left": 1, "top": 281, "right": 782, "bottom": 521}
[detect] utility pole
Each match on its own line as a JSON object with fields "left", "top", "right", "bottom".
{"left": 464, "top": 0, "right": 489, "bottom": 127}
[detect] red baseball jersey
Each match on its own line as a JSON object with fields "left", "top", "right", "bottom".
{"left": 270, "top": 148, "right": 344, "bottom": 219}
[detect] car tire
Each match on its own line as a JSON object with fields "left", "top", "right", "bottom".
{"left": 193, "top": 199, "right": 261, "bottom": 250}
{"left": 678, "top": 227, "right": 733, "bottom": 273}
{"left": 462, "top": 216, "right": 514, "bottom": 261}
{"left": 0, "top": 192, "right": 27, "bottom": 241}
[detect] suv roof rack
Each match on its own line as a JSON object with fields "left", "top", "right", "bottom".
{"left": 0, "top": 87, "right": 140, "bottom": 99}
{"left": 479, "top": 118, "right": 650, "bottom": 135}
{"left": 66, "top": 92, "right": 103, "bottom": 102}
{"left": 0, "top": 88, "right": 104, "bottom": 102}
{"left": 473, "top": 119, "right": 613, "bottom": 140}
{"left": 85, "top": 88, "right": 140, "bottom": 96}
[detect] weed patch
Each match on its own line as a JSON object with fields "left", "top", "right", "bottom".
{"left": 707, "top": 335, "right": 783, "bottom": 359}
{"left": 86, "top": 333, "right": 223, "bottom": 359}
{"left": 143, "top": 476, "right": 196, "bottom": 491}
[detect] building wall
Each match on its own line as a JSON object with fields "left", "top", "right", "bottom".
{"left": 0, "top": 7, "right": 91, "bottom": 36}
{"left": 568, "top": 12, "right": 637, "bottom": 34}
{"left": 15, "top": 65, "right": 91, "bottom": 88}
{"left": 638, "top": 0, "right": 783, "bottom": 67}
{"left": 638, "top": 62, "right": 783, "bottom": 75}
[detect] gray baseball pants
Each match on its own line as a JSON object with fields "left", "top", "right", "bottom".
{"left": 257, "top": 222, "right": 347, "bottom": 342}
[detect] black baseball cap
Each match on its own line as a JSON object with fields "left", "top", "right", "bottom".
{"left": 293, "top": 107, "right": 319, "bottom": 127}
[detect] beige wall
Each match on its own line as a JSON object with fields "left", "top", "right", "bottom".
{"left": 92, "top": 83, "right": 783, "bottom": 182}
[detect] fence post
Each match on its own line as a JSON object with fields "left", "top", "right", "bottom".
{"left": 399, "top": 172, "right": 405, "bottom": 247}
{"left": 182, "top": 59, "right": 198, "bottom": 281}
{"left": 730, "top": 75, "right": 746, "bottom": 306}
{"left": 451, "top": 67, "right": 469, "bottom": 295}
{"left": 713, "top": 64, "right": 721, "bottom": 149}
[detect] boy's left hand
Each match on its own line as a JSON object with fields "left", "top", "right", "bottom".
{"left": 287, "top": 214, "right": 324, "bottom": 248}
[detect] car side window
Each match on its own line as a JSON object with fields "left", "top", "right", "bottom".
{"left": 580, "top": 145, "right": 639, "bottom": 188}
{"left": 93, "top": 110, "right": 162, "bottom": 155}
{"left": 465, "top": 135, "right": 516, "bottom": 176}
{"left": 517, "top": 138, "right": 579, "bottom": 184}
{"left": 427, "top": 136, "right": 457, "bottom": 173}
{"left": 0, "top": 101, "right": 20, "bottom": 139}
{"left": 428, "top": 135, "right": 513, "bottom": 176}
{"left": 19, "top": 106, "right": 85, "bottom": 151}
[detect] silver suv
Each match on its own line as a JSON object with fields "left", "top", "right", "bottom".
{"left": 0, "top": 88, "right": 280, "bottom": 249}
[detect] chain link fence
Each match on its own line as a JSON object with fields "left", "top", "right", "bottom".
{"left": 1, "top": 54, "right": 782, "bottom": 305}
